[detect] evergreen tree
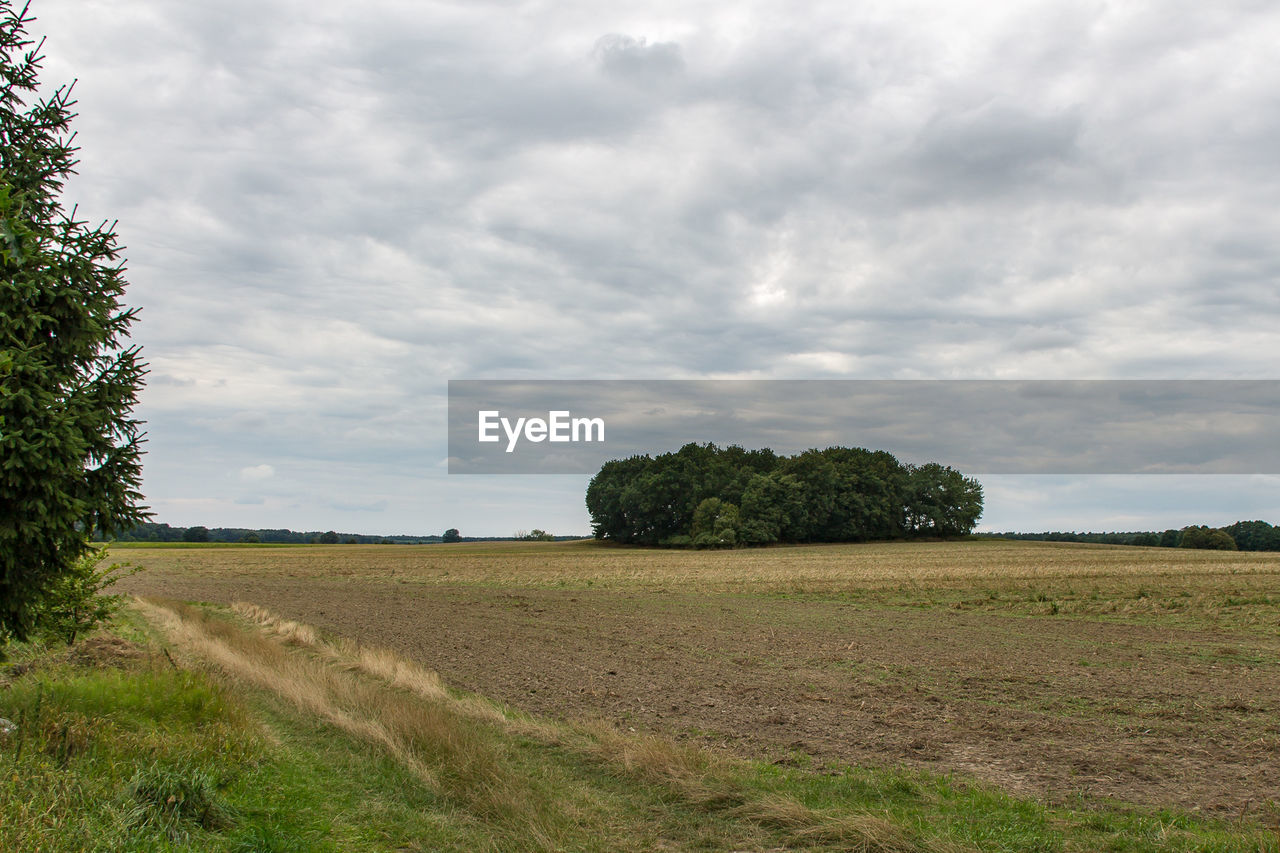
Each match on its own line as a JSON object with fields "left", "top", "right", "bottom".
{"left": 1, "top": 3, "right": 147, "bottom": 641}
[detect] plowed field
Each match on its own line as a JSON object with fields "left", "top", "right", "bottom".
{"left": 116, "top": 539, "right": 1280, "bottom": 817}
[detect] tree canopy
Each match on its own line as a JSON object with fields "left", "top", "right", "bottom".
{"left": 585, "top": 443, "right": 983, "bottom": 546}
{"left": 1221, "top": 520, "right": 1280, "bottom": 552}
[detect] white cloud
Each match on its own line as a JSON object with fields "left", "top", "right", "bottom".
{"left": 239, "top": 464, "right": 276, "bottom": 482}
{"left": 26, "top": 0, "right": 1280, "bottom": 533}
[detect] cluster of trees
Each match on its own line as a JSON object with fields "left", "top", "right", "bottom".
{"left": 991, "top": 520, "right": 1279, "bottom": 551}
{"left": 586, "top": 443, "right": 983, "bottom": 547}
{"left": 1221, "top": 520, "right": 1280, "bottom": 551}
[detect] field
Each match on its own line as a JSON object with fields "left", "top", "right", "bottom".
{"left": 109, "top": 539, "right": 1280, "bottom": 827}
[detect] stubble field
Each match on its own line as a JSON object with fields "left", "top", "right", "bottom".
{"left": 115, "top": 539, "right": 1280, "bottom": 821}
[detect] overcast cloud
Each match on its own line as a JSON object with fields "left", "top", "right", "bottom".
{"left": 30, "top": 0, "right": 1280, "bottom": 535}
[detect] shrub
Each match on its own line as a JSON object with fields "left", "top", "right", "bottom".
{"left": 36, "top": 544, "right": 140, "bottom": 645}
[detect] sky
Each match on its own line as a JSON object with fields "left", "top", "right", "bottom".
{"left": 28, "top": 0, "right": 1280, "bottom": 536}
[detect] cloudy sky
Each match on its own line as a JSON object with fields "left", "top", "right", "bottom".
{"left": 31, "top": 0, "right": 1280, "bottom": 535}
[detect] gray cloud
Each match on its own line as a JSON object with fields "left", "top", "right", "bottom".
{"left": 28, "top": 0, "right": 1280, "bottom": 533}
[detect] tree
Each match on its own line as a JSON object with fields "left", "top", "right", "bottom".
{"left": 739, "top": 471, "right": 805, "bottom": 544}
{"left": 0, "top": 4, "right": 148, "bottom": 642}
{"left": 903, "top": 463, "right": 983, "bottom": 537}
{"left": 1206, "top": 529, "right": 1237, "bottom": 551}
{"left": 690, "top": 497, "right": 739, "bottom": 547}
{"left": 317, "top": 530, "right": 340, "bottom": 544}
{"left": 816, "top": 446, "right": 907, "bottom": 541}
{"left": 182, "top": 525, "right": 210, "bottom": 543}
{"left": 442, "top": 528, "right": 462, "bottom": 543}
{"left": 1178, "top": 525, "right": 1237, "bottom": 551}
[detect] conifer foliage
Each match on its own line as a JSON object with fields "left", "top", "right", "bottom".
{"left": 1, "top": 2, "right": 147, "bottom": 641}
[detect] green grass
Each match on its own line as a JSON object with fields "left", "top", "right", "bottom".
{"left": 0, "top": 639, "right": 502, "bottom": 851}
{"left": 741, "top": 763, "right": 1279, "bottom": 853}
{"left": 3, "top": 607, "right": 1277, "bottom": 853}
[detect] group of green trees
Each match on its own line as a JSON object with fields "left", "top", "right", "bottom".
{"left": 1220, "top": 520, "right": 1280, "bottom": 551}
{"left": 585, "top": 443, "right": 983, "bottom": 547}
{"left": 992, "top": 520, "right": 1280, "bottom": 551}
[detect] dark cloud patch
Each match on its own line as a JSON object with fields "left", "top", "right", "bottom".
{"left": 594, "top": 34, "right": 684, "bottom": 80}
{"left": 908, "top": 105, "right": 1087, "bottom": 201}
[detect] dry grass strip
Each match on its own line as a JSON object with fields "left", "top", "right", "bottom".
{"left": 139, "top": 597, "right": 940, "bottom": 853}
{"left": 136, "top": 598, "right": 558, "bottom": 849}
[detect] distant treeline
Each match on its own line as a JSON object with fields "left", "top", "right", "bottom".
{"left": 987, "top": 520, "right": 1280, "bottom": 551}
{"left": 586, "top": 443, "right": 983, "bottom": 547}
{"left": 110, "top": 523, "right": 443, "bottom": 545}
{"left": 106, "top": 523, "right": 581, "bottom": 545}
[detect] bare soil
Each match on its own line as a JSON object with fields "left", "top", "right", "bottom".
{"left": 124, "top": 571, "right": 1280, "bottom": 815}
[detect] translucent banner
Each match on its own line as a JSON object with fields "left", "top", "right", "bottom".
{"left": 446, "top": 380, "right": 1280, "bottom": 475}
